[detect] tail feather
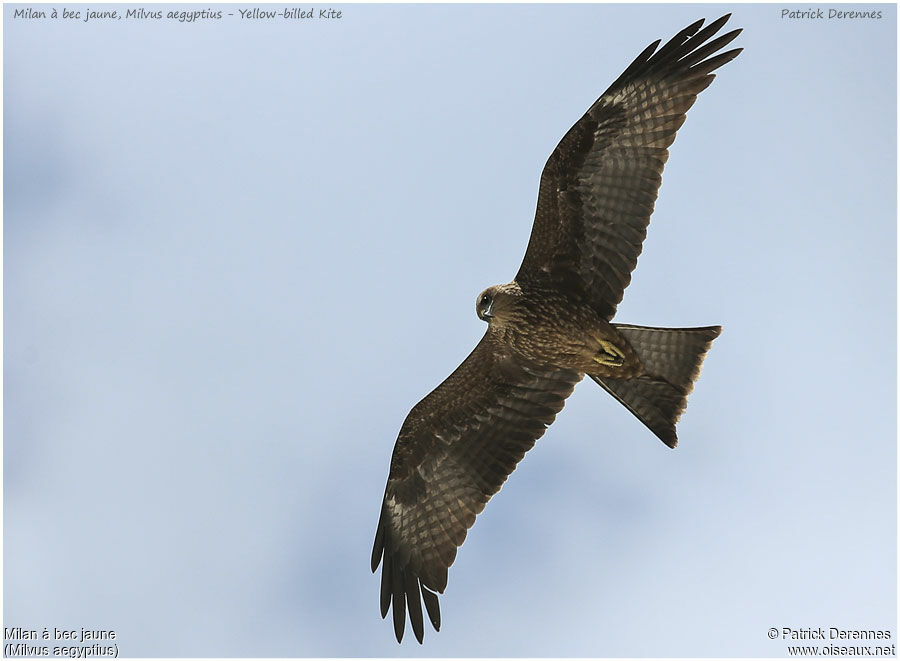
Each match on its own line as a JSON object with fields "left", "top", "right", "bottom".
{"left": 592, "top": 324, "right": 721, "bottom": 447}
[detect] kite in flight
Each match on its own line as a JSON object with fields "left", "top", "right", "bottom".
{"left": 371, "top": 14, "right": 742, "bottom": 643}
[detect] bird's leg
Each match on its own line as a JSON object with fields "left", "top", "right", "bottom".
{"left": 593, "top": 339, "right": 625, "bottom": 367}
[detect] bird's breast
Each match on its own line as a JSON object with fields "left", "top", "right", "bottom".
{"left": 498, "top": 295, "right": 636, "bottom": 375}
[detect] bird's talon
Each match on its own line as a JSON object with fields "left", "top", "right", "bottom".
{"left": 594, "top": 339, "right": 626, "bottom": 367}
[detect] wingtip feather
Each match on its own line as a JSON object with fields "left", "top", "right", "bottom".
{"left": 405, "top": 573, "right": 425, "bottom": 644}
{"left": 422, "top": 587, "right": 441, "bottom": 631}
{"left": 379, "top": 552, "right": 392, "bottom": 618}
{"left": 391, "top": 558, "right": 406, "bottom": 643}
{"left": 371, "top": 514, "right": 385, "bottom": 573}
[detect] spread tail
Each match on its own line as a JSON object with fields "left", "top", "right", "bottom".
{"left": 592, "top": 324, "right": 721, "bottom": 447}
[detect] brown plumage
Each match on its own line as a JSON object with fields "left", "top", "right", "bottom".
{"left": 372, "top": 14, "right": 741, "bottom": 643}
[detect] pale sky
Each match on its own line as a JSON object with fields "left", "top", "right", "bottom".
{"left": 4, "top": 3, "right": 897, "bottom": 657}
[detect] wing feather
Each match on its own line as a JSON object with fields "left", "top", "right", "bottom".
{"left": 515, "top": 14, "right": 742, "bottom": 320}
{"left": 371, "top": 332, "right": 582, "bottom": 643}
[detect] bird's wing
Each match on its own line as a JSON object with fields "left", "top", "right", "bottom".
{"left": 371, "top": 332, "right": 582, "bottom": 643}
{"left": 515, "top": 14, "right": 742, "bottom": 320}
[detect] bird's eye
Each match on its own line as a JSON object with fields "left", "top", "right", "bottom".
{"left": 480, "top": 294, "right": 491, "bottom": 308}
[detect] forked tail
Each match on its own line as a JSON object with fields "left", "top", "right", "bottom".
{"left": 592, "top": 324, "right": 721, "bottom": 447}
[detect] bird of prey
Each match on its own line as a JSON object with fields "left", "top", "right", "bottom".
{"left": 371, "top": 14, "right": 741, "bottom": 644}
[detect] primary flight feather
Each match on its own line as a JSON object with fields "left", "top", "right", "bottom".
{"left": 372, "top": 14, "right": 742, "bottom": 643}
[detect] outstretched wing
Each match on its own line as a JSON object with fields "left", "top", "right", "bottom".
{"left": 371, "top": 332, "right": 582, "bottom": 643}
{"left": 515, "top": 15, "right": 742, "bottom": 320}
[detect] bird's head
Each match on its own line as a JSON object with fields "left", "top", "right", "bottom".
{"left": 476, "top": 282, "right": 522, "bottom": 325}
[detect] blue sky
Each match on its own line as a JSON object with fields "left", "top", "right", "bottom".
{"left": 4, "top": 3, "right": 897, "bottom": 656}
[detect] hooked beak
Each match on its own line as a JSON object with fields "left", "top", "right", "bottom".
{"left": 483, "top": 301, "right": 494, "bottom": 320}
